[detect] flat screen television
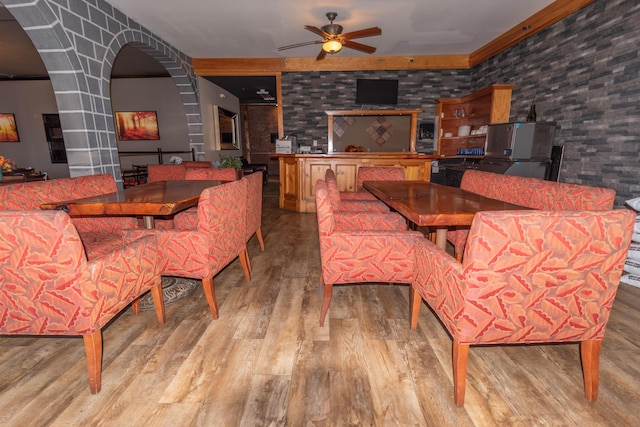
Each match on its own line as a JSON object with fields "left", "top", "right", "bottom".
{"left": 355, "top": 79, "right": 399, "bottom": 105}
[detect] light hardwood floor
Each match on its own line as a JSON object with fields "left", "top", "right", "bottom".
{"left": 1, "top": 182, "right": 639, "bottom": 426}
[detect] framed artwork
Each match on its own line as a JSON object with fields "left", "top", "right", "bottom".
{"left": 214, "top": 106, "right": 240, "bottom": 150}
{"left": 115, "top": 111, "right": 160, "bottom": 141}
{"left": 0, "top": 113, "right": 20, "bottom": 142}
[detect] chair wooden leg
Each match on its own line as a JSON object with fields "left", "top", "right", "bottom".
{"left": 256, "top": 227, "right": 265, "bottom": 251}
{"left": 150, "top": 280, "right": 166, "bottom": 324}
{"left": 202, "top": 277, "right": 219, "bottom": 319}
{"left": 581, "top": 339, "right": 601, "bottom": 402}
{"left": 83, "top": 331, "right": 103, "bottom": 394}
{"left": 410, "top": 287, "right": 421, "bottom": 330}
{"left": 453, "top": 340, "right": 469, "bottom": 406}
{"left": 245, "top": 247, "right": 252, "bottom": 275}
{"left": 455, "top": 252, "right": 463, "bottom": 262}
{"left": 320, "top": 283, "right": 333, "bottom": 327}
{"left": 240, "top": 248, "right": 251, "bottom": 282}
{"left": 131, "top": 297, "right": 141, "bottom": 314}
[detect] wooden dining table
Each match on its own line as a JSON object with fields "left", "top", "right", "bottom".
{"left": 363, "top": 180, "right": 529, "bottom": 250}
{"left": 40, "top": 179, "right": 223, "bottom": 229}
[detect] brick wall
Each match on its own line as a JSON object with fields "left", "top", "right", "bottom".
{"left": 243, "top": 104, "right": 279, "bottom": 175}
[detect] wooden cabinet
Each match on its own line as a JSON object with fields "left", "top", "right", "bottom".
{"left": 274, "top": 154, "right": 434, "bottom": 212}
{"left": 278, "top": 155, "right": 300, "bottom": 212}
{"left": 435, "top": 84, "right": 513, "bottom": 157}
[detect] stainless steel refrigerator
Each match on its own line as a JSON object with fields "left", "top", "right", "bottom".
{"left": 443, "top": 122, "right": 558, "bottom": 187}
{"left": 477, "top": 122, "right": 557, "bottom": 178}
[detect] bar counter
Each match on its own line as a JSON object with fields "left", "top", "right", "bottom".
{"left": 272, "top": 152, "right": 436, "bottom": 212}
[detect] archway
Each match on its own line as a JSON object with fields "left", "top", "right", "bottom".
{"left": 2, "top": 0, "right": 202, "bottom": 185}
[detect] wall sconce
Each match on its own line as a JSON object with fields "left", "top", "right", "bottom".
{"left": 322, "top": 40, "right": 342, "bottom": 54}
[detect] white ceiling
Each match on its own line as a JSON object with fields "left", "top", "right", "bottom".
{"left": 102, "top": 0, "right": 556, "bottom": 59}
{"left": 0, "top": 1, "right": 559, "bottom": 102}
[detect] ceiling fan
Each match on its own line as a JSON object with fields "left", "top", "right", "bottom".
{"left": 278, "top": 12, "right": 381, "bottom": 60}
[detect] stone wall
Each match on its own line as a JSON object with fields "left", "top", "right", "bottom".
{"left": 280, "top": 0, "right": 639, "bottom": 207}
{"left": 280, "top": 70, "right": 472, "bottom": 153}
{"left": 472, "top": 0, "right": 639, "bottom": 207}
{"left": 2, "top": 0, "right": 202, "bottom": 183}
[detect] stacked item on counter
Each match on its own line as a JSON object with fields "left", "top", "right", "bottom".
{"left": 621, "top": 196, "right": 640, "bottom": 288}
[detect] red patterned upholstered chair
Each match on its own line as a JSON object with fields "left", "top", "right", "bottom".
{"left": 315, "top": 179, "right": 422, "bottom": 326}
{"left": 447, "top": 170, "right": 617, "bottom": 261}
{"left": 0, "top": 174, "right": 139, "bottom": 259}
{"left": 183, "top": 161, "right": 212, "bottom": 169}
{"left": 242, "top": 172, "right": 265, "bottom": 278}
{"left": 324, "top": 169, "right": 390, "bottom": 212}
{"left": 172, "top": 168, "right": 243, "bottom": 232}
{"left": 185, "top": 167, "right": 237, "bottom": 181}
{"left": 0, "top": 210, "right": 165, "bottom": 394}
{"left": 173, "top": 172, "right": 262, "bottom": 280}
{"left": 317, "top": 179, "right": 409, "bottom": 232}
{"left": 412, "top": 209, "right": 635, "bottom": 406}
{"left": 147, "top": 164, "right": 187, "bottom": 182}
{"left": 146, "top": 165, "right": 212, "bottom": 230}
{"left": 341, "top": 166, "right": 406, "bottom": 201}
{"left": 146, "top": 164, "right": 187, "bottom": 230}
{"left": 126, "top": 179, "right": 249, "bottom": 318}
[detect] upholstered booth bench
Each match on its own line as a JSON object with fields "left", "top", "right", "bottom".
{"left": 0, "top": 174, "right": 139, "bottom": 259}
{"left": 448, "top": 170, "right": 616, "bottom": 260}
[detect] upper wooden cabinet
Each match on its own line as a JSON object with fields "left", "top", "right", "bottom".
{"left": 435, "top": 84, "right": 513, "bottom": 157}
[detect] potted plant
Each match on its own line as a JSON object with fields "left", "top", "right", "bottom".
{"left": 0, "top": 155, "right": 16, "bottom": 179}
{"left": 218, "top": 155, "right": 243, "bottom": 179}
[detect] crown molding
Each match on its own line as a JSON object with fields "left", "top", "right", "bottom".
{"left": 469, "top": 0, "right": 596, "bottom": 66}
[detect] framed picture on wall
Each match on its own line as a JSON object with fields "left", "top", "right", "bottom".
{"left": 115, "top": 111, "right": 160, "bottom": 141}
{"left": 0, "top": 113, "right": 20, "bottom": 142}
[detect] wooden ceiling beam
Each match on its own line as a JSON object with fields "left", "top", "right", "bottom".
{"left": 192, "top": 55, "right": 469, "bottom": 75}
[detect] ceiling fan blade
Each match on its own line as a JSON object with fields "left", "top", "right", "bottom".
{"left": 342, "top": 39, "right": 377, "bottom": 54}
{"left": 305, "top": 25, "right": 329, "bottom": 38}
{"left": 341, "top": 27, "right": 382, "bottom": 40}
{"left": 278, "top": 40, "right": 323, "bottom": 51}
{"left": 316, "top": 49, "right": 327, "bottom": 60}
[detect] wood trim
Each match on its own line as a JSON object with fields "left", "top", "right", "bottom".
{"left": 193, "top": 0, "right": 594, "bottom": 75}
{"left": 325, "top": 109, "right": 421, "bottom": 117}
{"left": 272, "top": 153, "right": 437, "bottom": 160}
{"left": 275, "top": 73, "right": 284, "bottom": 138}
{"left": 193, "top": 55, "right": 470, "bottom": 74}
{"left": 469, "top": 0, "right": 597, "bottom": 66}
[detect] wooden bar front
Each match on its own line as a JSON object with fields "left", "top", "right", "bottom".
{"left": 273, "top": 153, "right": 435, "bottom": 212}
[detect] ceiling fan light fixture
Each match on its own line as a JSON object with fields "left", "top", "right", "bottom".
{"left": 322, "top": 40, "right": 342, "bottom": 53}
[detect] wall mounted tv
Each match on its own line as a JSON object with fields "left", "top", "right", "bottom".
{"left": 355, "top": 79, "right": 399, "bottom": 105}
